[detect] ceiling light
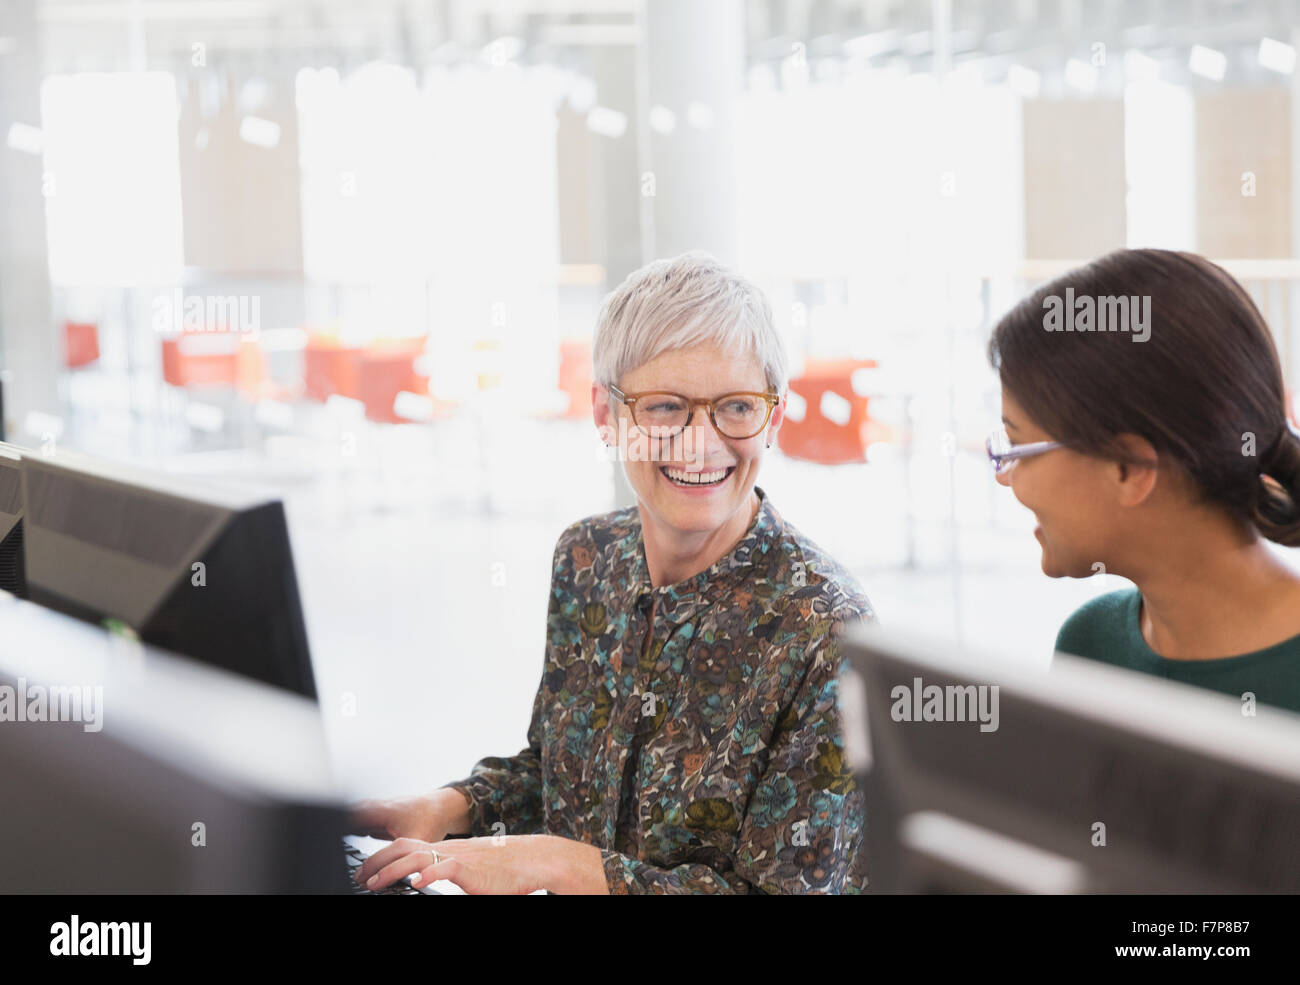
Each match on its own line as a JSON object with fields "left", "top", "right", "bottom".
{"left": 1259, "top": 37, "right": 1296, "bottom": 75}
{"left": 1188, "top": 45, "right": 1226, "bottom": 81}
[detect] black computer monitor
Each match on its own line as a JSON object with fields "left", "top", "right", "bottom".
{"left": 19, "top": 448, "right": 316, "bottom": 700}
{"left": 840, "top": 624, "right": 1300, "bottom": 893}
{"left": 0, "top": 442, "right": 25, "bottom": 599}
{"left": 0, "top": 594, "right": 348, "bottom": 892}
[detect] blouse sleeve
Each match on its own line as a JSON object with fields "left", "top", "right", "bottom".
{"left": 599, "top": 849, "right": 755, "bottom": 894}
{"left": 601, "top": 616, "right": 868, "bottom": 894}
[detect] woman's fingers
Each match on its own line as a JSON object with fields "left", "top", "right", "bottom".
{"left": 365, "top": 853, "right": 429, "bottom": 892}
{"left": 354, "top": 837, "right": 446, "bottom": 890}
{"left": 409, "top": 854, "right": 458, "bottom": 888}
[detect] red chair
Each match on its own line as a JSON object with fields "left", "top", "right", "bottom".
{"left": 304, "top": 336, "right": 363, "bottom": 402}
{"left": 64, "top": 321, "right": 100, "bottom": 368}
{"left": 557, "top": 339, "right": 593, "bottom": 418}
{"left": 161, "top": 331, "right": 266, "bottom": 396}
{"left": 358, "top": 338, "right": 428, "bottom": 423}
{"left": 777, "top": 358, "right": 878, "bottom": 465}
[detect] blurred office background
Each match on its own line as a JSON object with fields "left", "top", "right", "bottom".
{"left": 3, "top": 0, "right": 1300, "bottom": 794}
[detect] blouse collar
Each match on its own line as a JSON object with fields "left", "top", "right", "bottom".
{"left": 620, "top": 485, "right": 783, "bottom": 623}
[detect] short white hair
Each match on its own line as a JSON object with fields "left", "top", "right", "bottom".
{"left": 592, "top": 251, "right": 788, "bottom": 394}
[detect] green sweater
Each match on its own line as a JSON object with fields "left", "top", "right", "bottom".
{"left": 1055, "top": 588, "right": 1300, "bottom": 714}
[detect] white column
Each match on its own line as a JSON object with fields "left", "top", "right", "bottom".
{"left": 640, "top": 0, "right": 746, "bottom": 264}
{"left": 0, "top": 0, "right": 60, "bottom": 441}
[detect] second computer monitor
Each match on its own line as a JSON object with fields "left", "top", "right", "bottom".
{"left": 20, "top": 449, "right": 317, "bottom": 700}
{"left": 840, "top": 624, "right": 1300, "bottom": 893}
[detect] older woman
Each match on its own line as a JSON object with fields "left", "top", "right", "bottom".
{"left": 352, "top": 252, "right": 875, "bottom": 894}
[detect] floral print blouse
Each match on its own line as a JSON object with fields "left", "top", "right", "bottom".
{"left": 444, "top": 485, "right": 875, "bottom": 893}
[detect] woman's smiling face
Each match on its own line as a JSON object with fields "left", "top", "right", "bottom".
{"left": 596, "top": 342, "right": 783, "bottom": 538}
{"left": 997, "top": 387, "right": 1120, "bottom": 578}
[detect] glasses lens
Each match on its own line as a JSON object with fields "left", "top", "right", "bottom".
{"left": 634, "top": 394, "right": 689, "bottom": 437}
{"left": 987, "top": 429, "right": 1011, "bottom": 473}
{"left": 714, "top": 394, "right": 768, "bottom": 438}
{"left": 987, "top": 427, "right": 1011, "bottom": 456}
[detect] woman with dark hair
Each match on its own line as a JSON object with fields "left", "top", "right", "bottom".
{"left": 987, "top": 248, "right": 1300, "bottom": 712}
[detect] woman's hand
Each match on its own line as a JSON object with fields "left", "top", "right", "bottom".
{"left": 354, "top": 834, "right": 608, "bottom": 895}
{"left": 348, "top": 788, "right": 470, "bottom": 845}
